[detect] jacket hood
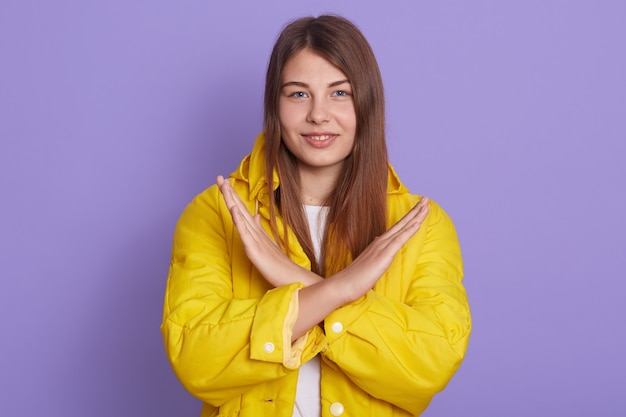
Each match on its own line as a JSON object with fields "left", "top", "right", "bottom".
{"left": 230, "top": 133, "right": 410, "bottom": 204}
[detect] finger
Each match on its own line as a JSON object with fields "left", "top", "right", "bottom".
{"left": 380, "top": 197, "right": 430, "bottom": 239}
{"left": 218, "top": 176, "right": 254, "bottom": 221}
{"left": 228, "top": 189, "right": 262, "bottom": 235}
{"left": 226, "top": 180, "right": 253, "bottom": 217}
{"left": 407, "top": 200, "right": 430, "bottom": 227}
{"left": 232, "top": 206, "right": 261, "bottom": 242}
{"left": 217, "top": 176, "right": 261, "bottom": 240}
{"left": 378, "top": 212, "right": 428, "bottom": 254}
{"left": 400, "top": 202, "right": 429, "bottom": 233}
{"left": 375, "top": 202, "right": 430, "bottom": 253}
{"left": 217, "top": 175, "right": 236, "bottom": 210}
{"left": 395, "top": 197, "right": 429, "bottom": 227}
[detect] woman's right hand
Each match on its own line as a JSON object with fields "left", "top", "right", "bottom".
{"left": 331, "top": 197, "right": 430, "bottom": 303}
{"left": 292, "top": 197, "right": 431, "bottom": 340}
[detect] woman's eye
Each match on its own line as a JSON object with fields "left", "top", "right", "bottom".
{"left": 290, "top": 91, "right": 308, "bottom": 98}
{"left": 332, "top": 90, "right": 351, "bottom": 97}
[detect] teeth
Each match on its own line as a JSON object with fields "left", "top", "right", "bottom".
{"left": 308, "top": 135, "right": 332, "bottom": 141}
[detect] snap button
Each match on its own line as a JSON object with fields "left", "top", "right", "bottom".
{"left": 331, "top": 321, "right": 343, "bottom": 333}
{"left": 329, "top": 401, "right": 344, "bottom": 416}
{"left": 263, "top": 342, "right": 275, "bottom": 353}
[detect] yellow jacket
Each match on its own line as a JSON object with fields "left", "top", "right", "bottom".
{"left": 161, "top": 134, "right": 471, "bottom": 417}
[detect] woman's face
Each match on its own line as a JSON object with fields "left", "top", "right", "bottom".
{"left": 278, "top": 49, "right": 357, "bottom": 179}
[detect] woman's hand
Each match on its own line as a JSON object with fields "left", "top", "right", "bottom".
{"left": 331, "top": 197, "right": 430, "bottom": 303}
{"left": 216, "top": 175, "right": 322, "bottom": 287}
{"left": 292, "top": 197, "right": 431, "bottom": 340}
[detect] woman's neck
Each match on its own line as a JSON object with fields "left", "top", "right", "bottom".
{"left": 297, "top": 165, "right": 340, "bottom": 206}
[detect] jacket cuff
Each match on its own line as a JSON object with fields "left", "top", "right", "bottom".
{"left": 249, "top": 282, "right": 305, "bottom": 369}
{"left": 323, "top": 290, "right": 375, "bottom": 346}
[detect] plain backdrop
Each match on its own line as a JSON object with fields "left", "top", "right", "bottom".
{"left": 1, "top": 1, "right": 625, "bottom": 416}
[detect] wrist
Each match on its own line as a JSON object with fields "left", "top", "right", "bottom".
{"left": 271, "top": 259, "right": 322, "bottom": 287}
{"left": 328, "top": 270, "right": 362, "bottom": 305}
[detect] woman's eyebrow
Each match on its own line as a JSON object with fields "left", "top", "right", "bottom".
{"left": 281, "top": 81, "right": 308, "bottom": 89}
{"left": 281, "top": 79, "right": 351, "bottom": 89}
{"left": 328, "top": 79, "right": 350, "bottom": 88}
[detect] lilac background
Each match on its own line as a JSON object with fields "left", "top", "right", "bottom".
{"left": 1, "top": 1, "right": 624, "bottom": 416}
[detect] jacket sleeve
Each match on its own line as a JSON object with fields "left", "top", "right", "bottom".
{"left": 321, "top": 198, "right": 471, "bottom": 415}
{"left": 160, "top": 185, "right": 324, "bottom": 407}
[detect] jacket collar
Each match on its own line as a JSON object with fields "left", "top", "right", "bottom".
{"left": 230, "top": 133, "right": 277, "bottom": 207}
{"left": 230, "top": 132, "right": 410, "bottom": 204}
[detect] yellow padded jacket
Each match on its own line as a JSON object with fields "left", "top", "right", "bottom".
{"left": 161, "top": 133, "right": 471, "bottom": 417}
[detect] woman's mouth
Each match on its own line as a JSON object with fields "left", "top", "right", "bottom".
{"left": 302, "top": 133, "right": 338, "bottom": 148}
{"left": 305, "top": 134, "right": 334, "bottom": 141}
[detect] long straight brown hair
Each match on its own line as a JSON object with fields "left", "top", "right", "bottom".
{"left": 264, "top": 15, "right": 388, "bottom": 276}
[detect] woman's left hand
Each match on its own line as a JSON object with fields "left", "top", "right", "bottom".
{"left": 216, "top": 175, "right": 322, "bottom": 287}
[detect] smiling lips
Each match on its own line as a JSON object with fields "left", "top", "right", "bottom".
{"left": 302, "top": 133, "right": 338, "bottom": 148}
{"left": 304, "top": 134, "right": 335, "bottom": 141}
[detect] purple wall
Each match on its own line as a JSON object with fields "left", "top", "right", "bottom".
{"left": 1, "top": 1, "right": 624, "bottom": 416}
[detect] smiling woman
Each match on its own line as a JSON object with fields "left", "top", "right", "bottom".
{"left": 161, "top": 14, "right": 471, "bottom": 417}
{"left": 278, "top": 49, "right": 357, "bottom": 204}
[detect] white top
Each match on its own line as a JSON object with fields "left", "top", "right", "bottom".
{"left": 293, "top": 205, "right": 329, "bottom": 417}
{"left": 303, "top": 205, "right": 329, "bottom": 268}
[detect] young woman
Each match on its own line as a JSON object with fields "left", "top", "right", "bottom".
{"left": 162, "top": 15, "right": 471, "bottom": 417}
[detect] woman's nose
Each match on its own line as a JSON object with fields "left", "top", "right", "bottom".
{"left": 306, "top": 99, "right": 331, "bottom": 124}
